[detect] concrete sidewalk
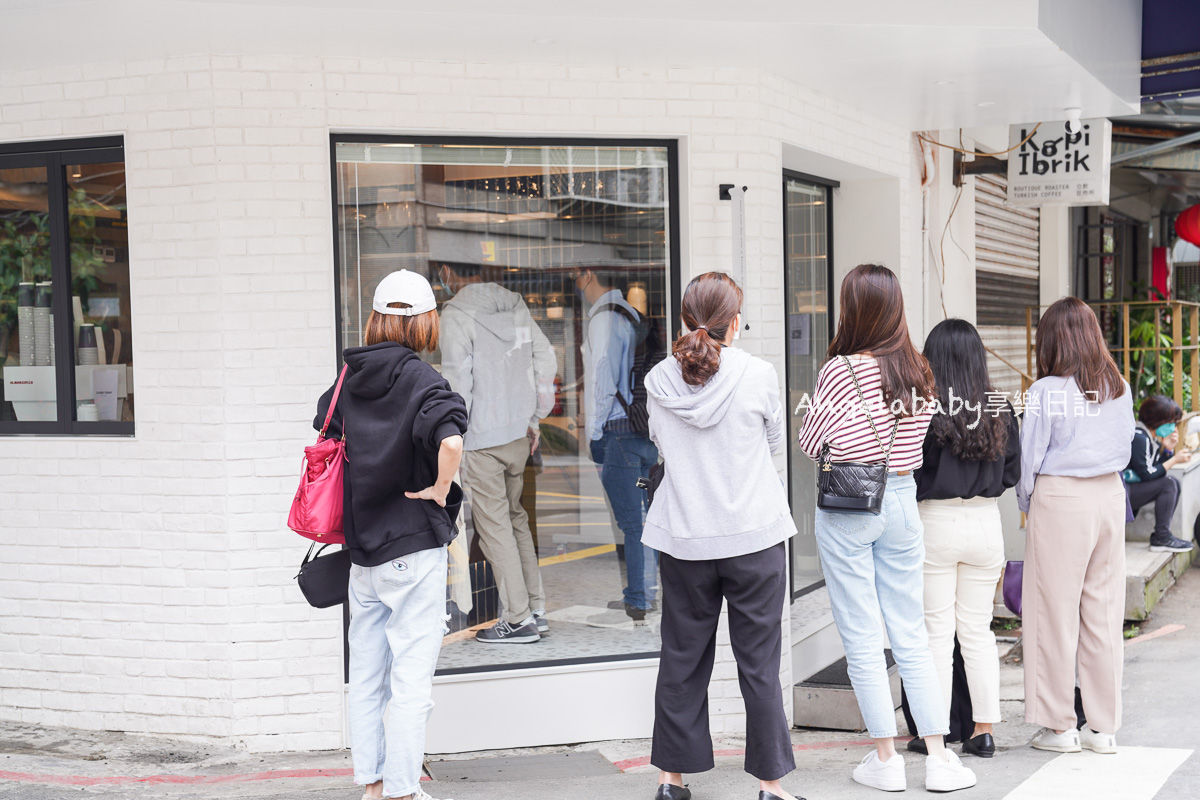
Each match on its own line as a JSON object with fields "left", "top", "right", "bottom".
{"left": 4, "top": 568, "right": 1200, "bottom": 800}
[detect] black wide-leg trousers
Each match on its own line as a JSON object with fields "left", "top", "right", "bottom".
{"left": 651, "top": 541, "right": 795, "bottom": 781}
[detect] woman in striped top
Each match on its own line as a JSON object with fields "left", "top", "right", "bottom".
{"left": 798, "top": 264, "right": 976, "bottom": 794}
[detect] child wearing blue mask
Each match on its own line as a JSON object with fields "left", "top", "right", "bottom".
{"left": 1124, "top": 394, "right": 1194, "bottom": 552}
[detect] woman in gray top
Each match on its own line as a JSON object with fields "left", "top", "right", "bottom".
{"left": 1019, "top": 297, "right": 1134, "bottom": 756}
{"left": 644, "top": 272, "right": 801, "bottom": 800}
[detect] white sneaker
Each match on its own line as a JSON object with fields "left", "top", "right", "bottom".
{"left": 1080, "top": 728, "right": 1118, "bottom": 754}
{"left": 853, "top": 750, "right": 907, "bottom": 792}
{"left": 1031, "top": 728, "right": 1081, "bottom": 753}
{"left": 925, "top": 749, "right": 977, "bottom": 792}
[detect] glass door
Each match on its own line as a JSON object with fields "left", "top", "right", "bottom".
{"left": 784, "top": 172, "right": 834, "bottom": 596}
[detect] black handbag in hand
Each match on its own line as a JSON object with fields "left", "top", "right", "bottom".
{"left": 816, "top": 356, "right": 900, "bottom": 515}
{"left": 296, "top": 542, "right": 352, "bottom": 608}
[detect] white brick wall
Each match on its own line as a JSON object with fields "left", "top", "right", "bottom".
{"left": 0, "top": 52, "right": 920, "bottom": 751}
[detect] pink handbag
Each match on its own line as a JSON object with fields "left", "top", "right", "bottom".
{"left": 288, "top": 366, "right": 349, "bottom": 544}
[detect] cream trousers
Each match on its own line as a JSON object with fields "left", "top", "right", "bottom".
{"left": 919, "top": 496, "right": 1005, "bottom": 725}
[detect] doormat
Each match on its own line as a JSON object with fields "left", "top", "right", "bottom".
{"left": 428, "top": 751, "right": 620, "bottom": 783}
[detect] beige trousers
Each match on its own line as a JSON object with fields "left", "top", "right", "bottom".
{"left": 1023, "top": 473, "right": 1126, "bottom": 734}
{"left": 461, "top": 438, "right": 545, "bottom": 625}
{"left": 920, "top": 496, "right": 1005, "bottom": 724}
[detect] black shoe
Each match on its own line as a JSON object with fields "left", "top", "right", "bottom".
{"left": 906, "top": 737, "right": 928, "bottom": 755}
{"left": 625, "top": 603, "right": 647, "bottom": 622}
{"left": 1150, "top": 535, "right": 1194, "bottom": 553}
{"left": 962, "top": 732, "right": 995, "bottom": 758}
{"left": 760, "top": 792, "right": 805, "bottom": 800}
{"left": 654, "top": 784, "right": 691, "bottom": 800}
{"left": 609, "top": 599, "right": 659, "bottom": 611}
{"left": 474, "top": 617, "right": 540, "bottom": 644}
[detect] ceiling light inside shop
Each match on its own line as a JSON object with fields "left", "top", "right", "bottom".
{"left": 976, "top": 101, "right": 995, "bottom": 107}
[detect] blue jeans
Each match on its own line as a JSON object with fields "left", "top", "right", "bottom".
{"left": 813, "top": 473, "right": 949, "bottom": 739}
{"left": 347, "top": 545, "right": 447, "bottom": 798}
{"left": 591, "top": 423, "right": 659, "bottom": 610}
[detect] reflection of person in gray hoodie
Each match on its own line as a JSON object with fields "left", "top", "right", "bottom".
{"left": 645, "top": 272, "right": 800, "bottom": 800}
{"left": 439, "top": 263, "right": 558, "bottom": 645}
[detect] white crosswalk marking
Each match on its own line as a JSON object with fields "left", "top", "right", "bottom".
{"left": 1002, "top": 747, "right": 1193, "bottom": 800}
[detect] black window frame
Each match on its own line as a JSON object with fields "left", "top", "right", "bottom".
{"left": 782, "top": 168, "right": 838, "bottom": 601}
{"left": 329, "top": 133, "right": 683, "bottom": 680}
{"left": 0, "top": 136, "right": 132, "bottom": 436}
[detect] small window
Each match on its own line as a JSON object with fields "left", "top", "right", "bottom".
{"left": 0, "top": 137, "right": 133, "bottom": 435}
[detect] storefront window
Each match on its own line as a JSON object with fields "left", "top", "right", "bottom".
{"left": 333, "top": 137, "right": 677, "bottom": 672}
{"left": 784, "top": 172, "right": 834, "bottom": 596}
{"left": 0, "top": 138, "right": 132, "bottom": 435}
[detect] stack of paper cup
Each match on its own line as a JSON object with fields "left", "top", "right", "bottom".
{"left": 17, "top": 282, "right": 34, "bottom": 366}
{"left": 77, "top": 323, "right": 99, "bottom": 366}
{"left": 78, "top": 402, "right": 99, "bottom": 422}
{"left": 33, "top": 281, "right": 52, "bottom": 366}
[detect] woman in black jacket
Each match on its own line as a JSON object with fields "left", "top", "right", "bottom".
{"left": 1124, "top": 394, "right": 1193, "bottom": 553}
{"left": 911, "top": 319, "right": 1019, "bottom": 759}
{"left": 314, "top": 270, "right": 467, "bottom": 800}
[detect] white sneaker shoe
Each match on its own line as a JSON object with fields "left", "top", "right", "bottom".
{"left": 1080, "top": 728, "right": 1118, "bottom": 754}
{"left": 853, "top": 750, "right": 907, "bottom": 792}
{"left": 925, "top": 749, "right": 977, "bottom": 792}
{"left": 1031, "top": 728, "right": 1081, "bottom": 753}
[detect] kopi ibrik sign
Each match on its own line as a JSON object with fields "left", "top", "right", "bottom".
{"left": 1006, "top": 119, "right": 1112, "bottom": 207}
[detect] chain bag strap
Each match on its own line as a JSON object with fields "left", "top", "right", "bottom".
{"left": 816, "top": 356, "right": 900, "bottom": 515}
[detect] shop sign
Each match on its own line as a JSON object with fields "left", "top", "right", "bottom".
{"left": 1006, "top": 119, "right": 1111, "bottom": 207}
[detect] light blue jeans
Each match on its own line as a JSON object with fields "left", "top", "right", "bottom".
{"left": 347, "top": 545, "right": 448, "bottom": 798}
{"left": 814, "top": 473, "right": 949, "bottom": 739}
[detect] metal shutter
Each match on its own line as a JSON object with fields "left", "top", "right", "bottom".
{"left": 975, "top": 172, "right": 1039, "bottom": 393}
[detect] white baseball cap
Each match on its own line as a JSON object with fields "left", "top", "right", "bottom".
{"left": 372, "top": 270, "right": 437, "bottom": 316}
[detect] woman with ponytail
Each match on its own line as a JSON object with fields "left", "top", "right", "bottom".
{"left": 643, "top": 272, "right": 802, "bottom": 800}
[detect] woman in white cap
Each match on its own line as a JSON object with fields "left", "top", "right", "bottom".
{"left": 314, "top": 269, "right": 468, "bottom": 800}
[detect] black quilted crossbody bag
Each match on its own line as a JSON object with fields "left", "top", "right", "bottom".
{"left": 816, "top": 356, "right": 900, "bottom": 515}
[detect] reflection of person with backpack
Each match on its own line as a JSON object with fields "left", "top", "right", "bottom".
{"left": 574, "top": 267, "right": 661, "bottom": 627}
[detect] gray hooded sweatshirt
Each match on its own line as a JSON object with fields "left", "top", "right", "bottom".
{"left": 642, "top": 346, "right": 796, "bottom": 560}
{"left": 440, "top": 283, "right": 558, "bottom": 451}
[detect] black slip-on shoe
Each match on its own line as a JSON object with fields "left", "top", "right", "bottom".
{"left": 906, "top": 737, "right": 929, "bottom": 755}
{"left": 962, "top": 732, "right": 996, "bottom": 758}
{"left": 654, "top": 784, "right": 691, "bottom": 800}
{"left": 760, "top": 792, "right": 806, "bottom": 800}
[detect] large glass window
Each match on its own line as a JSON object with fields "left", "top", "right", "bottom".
{"left": 0, "top": 138, "right": 132, "bottom": 435}
{"left": 333, "top": 137, "right": 677, "bottom": 672}
{"left": 784, "top": 172, "right": 834, "bottom": 596}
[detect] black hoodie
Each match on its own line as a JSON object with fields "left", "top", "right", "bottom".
{"left": 314, "top": 342, "right": 468, "bottom": 566}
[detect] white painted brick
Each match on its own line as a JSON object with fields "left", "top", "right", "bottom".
{"left": 0, "top": 47, "right": 918, "bottom": 753}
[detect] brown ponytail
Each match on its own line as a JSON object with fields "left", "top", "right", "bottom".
{"left": 674, "top": 272, "right": 743, "bottom": 386}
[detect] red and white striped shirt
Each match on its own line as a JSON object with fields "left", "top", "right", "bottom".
{"left": 797, "top": 354, "right": 933, "bottom": 473}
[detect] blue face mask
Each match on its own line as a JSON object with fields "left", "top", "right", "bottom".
{"left": 1156, "top": 422, "right": 1177, "bottom": 438}
{"left": 438, "top": 275, "right": 456, "bottom": 299}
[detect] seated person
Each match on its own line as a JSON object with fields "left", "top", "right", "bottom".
{"left": 1123, "top": 394, "right": 1193, "bottom": 552}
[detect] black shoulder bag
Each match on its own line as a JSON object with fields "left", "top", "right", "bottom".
{"left": 816, "top": 356, "right": 900, "bottom": 515}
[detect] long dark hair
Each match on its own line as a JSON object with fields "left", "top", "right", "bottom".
{"left": 673, "top": 272, "right": 742, "bottom": 386}
{"left": 1036, "top": 297, "right": 1125, "bottom": 402}
{"left": 923, "top": 319, "right": 1008, "bottom": 461}
{"left": 828, "top": 264, "right": 934, "bottom": 415}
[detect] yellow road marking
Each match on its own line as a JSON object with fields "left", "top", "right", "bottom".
{"left": 538, "top": 543, "right": 616, "bottom": 567}
{"left": 536, "top": 490, "right": 605, "bottom": 502}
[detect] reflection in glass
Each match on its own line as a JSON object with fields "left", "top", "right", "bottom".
{"left": 785, "top": 176, "right": 832, "bottom": 592}
{"left": 0, "top": 166, "right": 54, "bottom": 422}
{"left": 67, "top": 163, "right": 132, "bottom": 423}
{"left": 334, "top": 142, "right": 672, "bottom": 671}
